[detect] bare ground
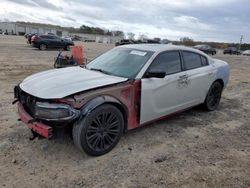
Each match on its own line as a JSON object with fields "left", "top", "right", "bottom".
{"left": 0, "top": 36, "right": 249, "bottom": 188}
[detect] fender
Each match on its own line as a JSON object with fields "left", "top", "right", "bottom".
{"left": 213, "top": 59, "right": 230, "bottom": 87}
{"left": 79, "top": 95, "right": 128, "bottom": 120}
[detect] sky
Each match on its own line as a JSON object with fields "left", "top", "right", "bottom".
{"left": 0, "top": 0, "right": 249, "bottom": 43}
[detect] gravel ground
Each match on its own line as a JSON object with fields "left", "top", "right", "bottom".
{"left": 0, "top": 36, "right": 249, "bottom": 188}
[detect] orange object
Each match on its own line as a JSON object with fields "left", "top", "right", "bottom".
{"left": 70, "top": 45, "right": 84, "bottom": 65}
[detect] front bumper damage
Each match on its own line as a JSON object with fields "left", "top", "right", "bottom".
{"left": 14, "top": 84, "right": 80, "bottom": 139}
{"left": 17, "top": 102, "right": 53, "bottom": 139}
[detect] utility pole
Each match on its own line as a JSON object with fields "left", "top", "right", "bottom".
{"left": 239, "top": 35, "right": 243, "bottom": 51}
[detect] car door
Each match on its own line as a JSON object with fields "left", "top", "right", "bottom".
{"left": 41, "top": 35, "right": 57, "bottom": 48}
{"left": 57, "top": 37, "right": 67, "bottom": 48}
{"left": 50, "top": 36, "right": 63, "bottom": 47}
{"left": 181, "top": 51, "right": 215, "bottom": 104}
{"left": 140, "top": 51, "right": 193, "bottom": 124}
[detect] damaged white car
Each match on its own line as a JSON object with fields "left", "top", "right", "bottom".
{"left": 14, "top": 44, "right": 230, "bottom": 156}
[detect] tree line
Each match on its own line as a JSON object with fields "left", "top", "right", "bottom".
{"left": 175, "top": 37, "right": 250, "bottom": 50}
{"left": 66, "top": 25, "right": 124, "bottom": 37}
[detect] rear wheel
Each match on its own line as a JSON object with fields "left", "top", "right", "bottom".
{"left": 203, "top": 81, "right": 223, "bottom": 111}
{"left": 39, "top": 43, "right": 47, "bottom": 50}
{"left": 73, "top": 104, "right": 124, "bottom": 156}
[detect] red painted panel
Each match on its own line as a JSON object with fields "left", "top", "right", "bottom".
{"left": 17, "top": 102, "right": 52, "bottom": 138}
{"left": 121, "top": 80, "right": 141, "bottom": 130}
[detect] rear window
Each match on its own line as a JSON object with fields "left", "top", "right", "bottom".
{"left": 183, "top": 51, "right": 206, "bottom": 70}
{"left": 183, "top": 51, "right": 202, "bottom": 70}
{"left": 201, "top": 56, "right": 208, "bottom": 66}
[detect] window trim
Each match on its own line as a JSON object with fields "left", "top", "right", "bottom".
{"left": 200, "top": 55, "right": 209, "bottom": 66}
{"left": 143, "top": 50, "right": 184, "bottom": 78}
{"left": 181, "top": 50, "right": 209, "bottom": 71}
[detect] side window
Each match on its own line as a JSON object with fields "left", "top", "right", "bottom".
{"left": 40, "top": 35, "right": 48, "bottom": 39}
{"left": 41, "top": 35, "right": 53, "bottom": 39}
{"left": 52, "top": 36, "right": 59, "bottom": 40}
{"left": 149, "top": 51, "right": 182, "bottom": 75}
{"left": 49, "top": 36, "right": 56, "bottom": 39}
{"left": 42, "top": 35, "right": 56, "bottom": 39}
{"left": 201, "top": 56, "right": 208, "bottom": 66}
{"left": 183, "top": 51, "right": 203, "bottom": 70}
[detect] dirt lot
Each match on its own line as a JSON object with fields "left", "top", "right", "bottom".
{"left": 0, "top": 36, "right": 249, "bottom": 188}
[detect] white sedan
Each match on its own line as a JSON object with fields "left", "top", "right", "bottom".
{"left": 242, "top": 50, "right": 250, "bottom": 56}
{"left": 14, "top": 44, "right": 230, "bottom": 156}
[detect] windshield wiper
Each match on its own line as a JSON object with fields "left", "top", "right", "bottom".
{"left": 89, "top": 68, "right": 111, "bottom": 75}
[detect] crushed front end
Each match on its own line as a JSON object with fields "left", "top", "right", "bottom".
{"left": 14, "top": 85, "right": 80, "bottom": 139}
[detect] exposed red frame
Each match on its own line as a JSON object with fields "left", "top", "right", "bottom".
{"left": 17, "top": 102, "right": 52, "bottom": 138}
{"left": 126, "top": 79, "right": 141, "bottom": 129}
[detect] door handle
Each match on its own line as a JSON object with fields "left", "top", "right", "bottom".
{"left": 208, "top": 72, "right": 213, "bottom": 76}
{"left": 178, "top": 75, "right": 189, "bottom": 85}
{"left": 179, "top": 75, "right": 188, "bottom": 79}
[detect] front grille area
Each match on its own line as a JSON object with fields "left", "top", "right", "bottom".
{"left": 15, "top": 86, "right": 38, "bottom": 117}
{"left": 14, "top": 86, "right": 77, "bottom": 128}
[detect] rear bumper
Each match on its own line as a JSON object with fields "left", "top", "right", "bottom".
{"left": 31, "top": 42, "right": 39, "bottom": 48}
{"left": 17, "top": 102, "right": 53, "bottom": 138}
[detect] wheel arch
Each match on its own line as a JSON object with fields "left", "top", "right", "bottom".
{"left": 39, "top": 43, "right": 47, "bottom": 49}
{"left": 79, "top": 95, "right": 128, "bottom": 132}
{"left": 204, "top": 78, "right": 225, "bottom": 103}
{"left": 214, "top": 78, "right": 224, "bottom": 88}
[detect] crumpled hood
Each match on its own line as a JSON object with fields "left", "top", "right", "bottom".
{"left": 20, "top": 66, "right": 127, "bottom": 99}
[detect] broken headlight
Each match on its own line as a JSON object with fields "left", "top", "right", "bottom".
{"left": 35, "top": 102, "right": 80, "bottom": 121}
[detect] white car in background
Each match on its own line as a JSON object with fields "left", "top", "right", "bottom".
{"left": 61, "top": 36, "right": 72, "bottom": 41}
{"left": 242, "top": 50, "right": 250, "bottom": 56}
{"left": 14, "top": 44, "right": 230, "bottom": 156}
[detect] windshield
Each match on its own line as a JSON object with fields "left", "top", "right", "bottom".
{"left": 86, "top": 47, "right": 154, "bottom": 78}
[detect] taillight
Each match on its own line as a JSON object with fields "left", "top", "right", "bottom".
{"left": 31, "top": 35, "right": 39, "bottom": 41}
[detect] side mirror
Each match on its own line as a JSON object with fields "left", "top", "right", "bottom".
{"left": 146, "top": 71, "right": 165, "bottom": 78}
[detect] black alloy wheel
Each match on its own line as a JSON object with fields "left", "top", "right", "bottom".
{"left": 73, "top": 104, "right": 124, "bottom": 156}
{"left": 204, "top": 81, "right": 223, "bottom": 111}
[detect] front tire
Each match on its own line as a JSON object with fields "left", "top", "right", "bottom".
{"left": 203, "top": 81, "right": 223, "bottom": 111}
{"left": 73, "top": 104, "right": 124, "bottom": 156}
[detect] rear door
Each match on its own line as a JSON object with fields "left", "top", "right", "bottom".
{"left": 181, "top": 51, "right": 215, "bottom": 103}
{"left": 50, "top": 36, "right": 63, "bottom": 47}
{"left": 40, "top": 35, "right": 57, "bottom": 47}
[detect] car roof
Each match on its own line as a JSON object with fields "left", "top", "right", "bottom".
{"left": 119, "top": 44, "right": 207, "bottom": 54}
